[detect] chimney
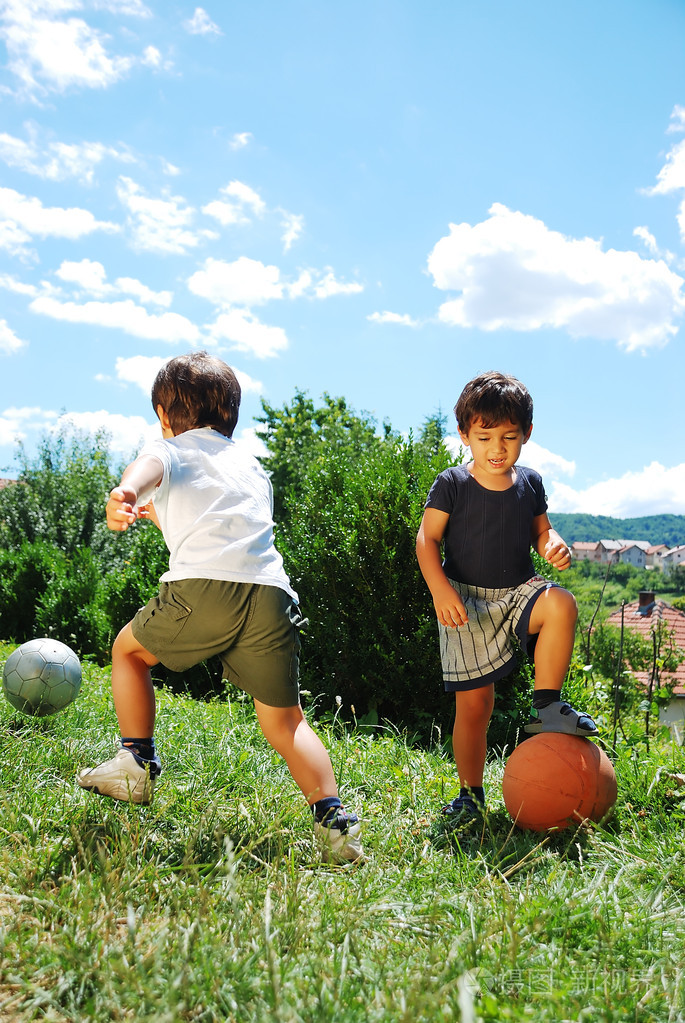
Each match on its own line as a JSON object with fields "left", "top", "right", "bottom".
{"left": 637, "top": 590, "right": 655, "bottom": 615}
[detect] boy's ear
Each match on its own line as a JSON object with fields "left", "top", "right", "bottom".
{"left": 156, "top": 405, "right": 173, "bottom": 434}
{"left": 522, "top": 423, "right": 533, "bottom": 443}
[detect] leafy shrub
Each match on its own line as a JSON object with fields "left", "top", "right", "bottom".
{"left": 35, "top": 547, "right": 110, "bottom": 657}
{"left": 275, "top": 437, "right": 458, "bottom": 739}
{"left": 0, "top": 540, "right": 65, "bottom": 642}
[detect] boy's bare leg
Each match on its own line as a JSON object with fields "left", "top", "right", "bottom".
{"left": 525, "top": 586, "right": 598, "bottom": 735}
{"left": 452, "top": 685, "right": 494, "bottom": 789}
{"left": 111, "top": 622, "right": 159, "bottom": 737}
{"left": 253, "top": 700, "right": 338, "bottom": 804}
{"left": 77, "top": 622, "right": 160, "bottom": 803}
{"left": 527, "top": 586, "right": 577, "bottom": 690}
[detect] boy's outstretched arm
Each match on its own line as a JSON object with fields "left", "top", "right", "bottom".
{"left": 416, "top": 508, "right": 469, "bottom": 627}
{"left": 531, "top": 512, "right": 572, "bottom": 571}
{"left": 106, "top": 454, "right": 164, "bottom": 532}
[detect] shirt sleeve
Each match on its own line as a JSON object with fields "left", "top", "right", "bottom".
{"left": 137, "top": 438, "right": 171, "bottom": 503}
{"left": 528, "top": 469, "right": 548, "bottom": 516}
{"left": 424, "top": 470, "right": 456, "bottom": 513}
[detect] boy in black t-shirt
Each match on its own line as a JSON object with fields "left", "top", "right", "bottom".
{"left": 416, "top": 371, "right": 597, "bottom": 819}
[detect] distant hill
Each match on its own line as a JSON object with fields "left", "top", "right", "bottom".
{"left": 550, "top": 513, "right": 685, "bottom": 548}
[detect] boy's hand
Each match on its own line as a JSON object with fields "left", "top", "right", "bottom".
{"left": 106, "top": 486, "right": 140, "bottom": 532}
{"left": 433, "top": 586, "right": 469, "bottom": 628}
{"left": 543, "top": 539, "right": 572, "bottom": 571}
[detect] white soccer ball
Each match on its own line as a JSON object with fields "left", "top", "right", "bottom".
{"left": 2, "top": 638, "right": 82, "bottom": 717}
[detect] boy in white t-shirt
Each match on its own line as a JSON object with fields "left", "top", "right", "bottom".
{"left": 78, "top": 351, "right": 362, "bottom": 864}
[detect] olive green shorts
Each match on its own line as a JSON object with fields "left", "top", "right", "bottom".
{"left": 131, "top": 579, "right": 303, "bottom": 708}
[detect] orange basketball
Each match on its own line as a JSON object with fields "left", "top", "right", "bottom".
{"left": 502, "top": 733, "right": 617, "bottom": 832}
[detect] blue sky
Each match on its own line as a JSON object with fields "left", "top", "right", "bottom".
{"left": 0, "top": 0, "right": 683, "bottom": 519}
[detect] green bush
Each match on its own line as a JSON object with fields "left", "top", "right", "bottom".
{"left": 275, "top": 437, "right": 456, "bottom": 739}
{"left": 0, "top": 540, "right": 65, "bottom": 642}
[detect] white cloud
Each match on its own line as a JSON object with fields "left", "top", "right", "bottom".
{"left": 0, "top": 129, "right": 135, "bottom": 182}
{"left": 55, "top": 258, "right": 172, "bottom": 306}
{"left": 114, "top": 354, "right": 168, "bottom": 394}
{"left": 202, "top": 180, "right": 266, "bottom": 227}
{"left": 30, "top": 295, "right": 201, "bottom": 343}
{"left": 161, "top": 159, "right": 181, "bottom": 176}
{"left": 0, "top": 273, "right": 39, "bottom": 297}
{"left": 286, "top": 269, "right": 312, "bottom": 299}
{"left": 0, "top": 404, "right": 57, "bottom": 446}
{"left": 280, "top": 211, "right": 304, "bottom": 251}
{"left": 117, "top": 176, "right": 212, "bottom": 254}
{"left": 443, "top": 435, "right": 576, "bottom": 482}
{"left": 646, "top": 138, "right": 685, "bottom": 197}
{"left": 209, "top": 308, "right": 288, "bottom": 358}
{"left": 234, "top": 425, "right": 268, "bottom": 458}
{"left": 548, "top": 462, "right": 685, "bottom": 517}
{"left": 0, "top": 186, "right": 119, "bottom": 255}
{"left": 113, "top": 354, "right": 263, "bottom": 398}
{"left": 233, "top": 368, "right": 263, "bottom": 394}
{"left": 183, "top": 7, "right": 222, "bottom": 36}
{"left": 644, "top": 134, "right": 685, "bottom": 243}
{"left": 188, "top": 256, "right": 283, "bottom": 306}
{"left": 520, "top": 439, "right": 575, "bottom": 480}
{"left": 633, "top": 226, "right": 660, "bottom": 257}
{"left": 189, "top": 257, "right": 366, "bottom": 310}
{"left": 115, "top": 277, "right": 172, "bottom": 307}
{"left": 91, "top": 2, "right": 152, "bottom": 15}
{"left": 314, "top": 271, "right": 364, "bottom": 298}
{"left": 229, "top": 132, "right": 253, "bottom": 151}
{"left": 428, "top": 203, "right": 684, "bottom": 352}
{"left": 55, "top": 257, "right": 109, "bottom": 293}
{"left": 0, "top": 1, "right": 136, "bottom": 97}
{"left": 0, "top": 319, "right": 26, "bottom": 354}
{"left": 141, "top": 45, "right": 162, "bottom": 68}
{"left": 57, "top": 410, "right": 156, "bottom": 456}
{"left": 667, "top": 105, "right": 685, "bottom": 134}
{"left": 367, "top": 310, "right": 419, "bottom": 326}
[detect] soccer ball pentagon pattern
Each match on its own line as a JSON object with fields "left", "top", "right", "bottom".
{"left": 2, "top": 638, "right": 82, "bottom": 717}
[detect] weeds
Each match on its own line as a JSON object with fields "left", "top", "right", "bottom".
{"left": 0, "top": 645, "right": 683, "bottom": 1021}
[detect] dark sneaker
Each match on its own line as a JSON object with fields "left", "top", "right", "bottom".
{"left": 77, "top": 744, "right": 161, "bottom": 804}
{"left": 314, "top": 809, "right": 364, "bottom": 863}
{"left": 440, "top": 795, "right": 484, "bottom": 820}
{"left": 524, "top": 700, "right": 599, "bottom": 736}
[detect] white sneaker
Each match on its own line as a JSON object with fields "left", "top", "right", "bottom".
{"left": 314, "top": 811, "right": 364, "bottom": 864}
{"left": 77, "top": 745, "right": 161, "bottom": 805}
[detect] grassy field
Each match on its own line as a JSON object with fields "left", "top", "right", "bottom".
{"left": 0, "top": 642, "right": 684, "bottom": 1022}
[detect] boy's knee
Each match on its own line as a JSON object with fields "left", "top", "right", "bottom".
{"left": 456, "top": 686, "right": 494, "bottom": 722}
{"left": 556, "top": 586, "right": 578, "bottom": 622}
{"left": 541, "top": 585, "right": 577, "bottom": 621}
{"left": 112, "top": 623, "right": 157, "bottom": 665}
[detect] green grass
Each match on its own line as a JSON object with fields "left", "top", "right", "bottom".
{"left": 0, "top": 642, "right": 684, "bottom": 1022}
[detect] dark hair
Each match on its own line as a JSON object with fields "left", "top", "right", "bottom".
{"left": 151, "top": 351, "right": 241, "bottom": 438}
{"left": 454, "top": 371, "right": 533, "bottom": 434}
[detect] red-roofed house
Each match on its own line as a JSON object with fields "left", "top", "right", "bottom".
{"left": 604, "top": 591, "right": 685, "bottom": 743}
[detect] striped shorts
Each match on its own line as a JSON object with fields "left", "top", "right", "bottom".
{"left": 439, "top": 576, "right": 555, "bottom": 691}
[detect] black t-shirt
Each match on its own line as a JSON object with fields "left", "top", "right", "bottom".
{"left": 424, "top": 464, "right": 548, "bottom": 589}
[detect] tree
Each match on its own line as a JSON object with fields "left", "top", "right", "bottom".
{"left": 0, "top": 426, "right": 141, "bottom": 656}
{"left": 255, "top": 391, "right": 394, "bottom": 521}
{"left": 0, "top": 424, "right": 119, "bottom": 560}
{"left": 273, "top": 431, "right": 461, "bottom": 737}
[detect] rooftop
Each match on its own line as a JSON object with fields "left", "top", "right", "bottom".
{"left": 604, "top": 592, "right": 685, "bottom": 696}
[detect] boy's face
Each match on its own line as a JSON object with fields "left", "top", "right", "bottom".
{"left": 458, "top": 417, "right": 532, "bottom": 485}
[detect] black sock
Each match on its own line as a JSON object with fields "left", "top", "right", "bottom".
{"left": 121, "top": 736, "right": 156, "bottom": 762}
{"left": 460, "top": 786, "right": 485, "bottom": 806}
{"left": 311, "top": 796, "right": 342, "bottom": 823}
{"left": 532, "top": 690, "right": 560, "bottom": 710}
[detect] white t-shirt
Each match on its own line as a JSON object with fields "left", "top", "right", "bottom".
{"left": 142, "top": 428, "right": 297, "bottom": 600}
